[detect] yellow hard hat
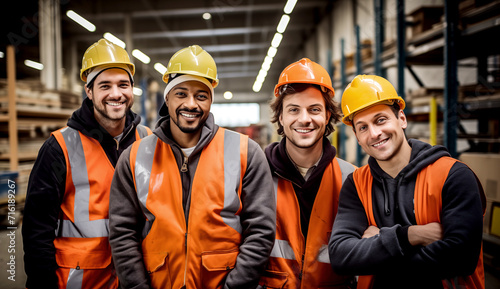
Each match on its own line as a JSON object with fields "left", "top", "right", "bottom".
{"left": 80, "top": 38, "right": 135, "bottom": 82}
{"left": 163, "top": 45, "right": 219, "bottom": 88}
{"left": 274, "top": 58, "right": 334, "bottom": 97}
{"left": 341, "top": 75, "right": 405, "bottom": 126}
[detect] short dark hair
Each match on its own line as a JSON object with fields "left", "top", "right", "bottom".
{"left": 270, "top": 83, "right": 341, "bottom": 136}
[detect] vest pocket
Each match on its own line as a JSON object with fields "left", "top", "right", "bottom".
{"left": 55, "top": 237, "right": 111, "bottom": 269}
{"left": 258, "top": 269, "right": 288, "bottom": 288}
{"left": 143, "top": 252, "right": 171, "bottom": 288}
{"left": 201, "top": 249, "right": 239, "bottom": 288}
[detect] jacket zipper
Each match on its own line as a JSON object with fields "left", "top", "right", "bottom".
{"left": 180, "top": 152, "right": 189, "bottom": 286}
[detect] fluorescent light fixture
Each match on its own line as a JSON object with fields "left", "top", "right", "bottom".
{"left": 262, "top": 61, "right": 271, "bottom": 72}
{"left": 132, "top": 49, "right": 150, "bottom": 64}
{"left": 252, "top": 81, "right": 263, "bottom": 92}
{"left": 277, "top": 15, "right": 290, "bottom": 33}
{"left": 133, "top": 87, "right": 143, "bottom": 96}
{"left": 257, "top": 69, "right": 267, "bottom": 83}
{"left": 284, "top": 0, "right": 298, "bottom": 14}
{"left": 267, "top": 46, "right": 277, "bottom": 58}
{"left": 103, "top": 33, "right": 126, "bottom": 48}
{"left": 154, "top": 63, "right": 167, "bottom": 75}
{"left": 24, "top": 59, "right": 44, "bottom": 70}
{"left": 203, "top": 13, "right": 212, "bottom": 20}
{"left": 66, "top": 10, "right": 96, "bottom": 32}
{"left": 223, "top": 91, "right": 233, "bottom": 100}
{"left": 0, "top": 51, "right": 4, "bottom": 58}
{"left": 271, "top": 33, "right": 283, "bottom": 48}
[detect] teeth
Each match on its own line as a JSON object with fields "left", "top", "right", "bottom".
{"left": 373, "top": 139, "right": 388, "bottom": 147}
{"left": 181, "top": 112, "right": 197, "bottom": 118}
{"left": 296, "top": 129, "right": 312, "bottom": 133}
{"left": 107, "top": 102, "right": 123, "bottom": 106}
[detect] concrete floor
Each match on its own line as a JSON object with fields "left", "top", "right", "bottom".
{"left": 1, "top": 223, "right": 499, "bottom": 289}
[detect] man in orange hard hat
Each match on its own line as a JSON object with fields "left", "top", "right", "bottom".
{"left": 258, "top": 58, "right": 356, "bottom": 288}
{"left": 329, "top": 74, "right": 486, "bottom": 289}
{"left": 109, "top": 45, "right": 276, "bottom": 288}
{"left": 22, "top": 38, "right": 151, "bottom": 289}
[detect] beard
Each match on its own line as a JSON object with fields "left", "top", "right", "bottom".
{"left": 172, "top": 107, "right": 207, "bottom": 133}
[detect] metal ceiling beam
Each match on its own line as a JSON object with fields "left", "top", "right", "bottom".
{"left": 144, "top": 42, "right": 270, "bottom": 55}
{"left": 85, "top": 1, "right": 328, "bottom": 20}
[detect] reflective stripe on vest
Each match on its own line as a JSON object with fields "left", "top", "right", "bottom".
{"left": 269, "top": 158, "right": 354, "bottom": 264}
{"left": 135, "top": 125, "right": 151, "bottom": 139}
{"left": 134, "top": 129, "right": 243, "bottom": 235}
{"left": 67, "top": 268, "right": 84, "bottom": 289}
{"left": 58, "top": 127, "right": 109, "bottom": 238}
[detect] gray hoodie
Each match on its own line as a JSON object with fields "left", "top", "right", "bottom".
{"left": 109, "top": 107, "right": 276, "bottom": 289}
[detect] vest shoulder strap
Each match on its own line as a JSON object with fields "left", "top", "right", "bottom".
{"left": 353, "top": 165, "right": 377, "bottom": 226}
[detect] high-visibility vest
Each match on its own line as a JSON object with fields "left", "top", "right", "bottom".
{"left": 353, "top": 157, "right": 485, "bottom": 289}
{"left": 52, "top": 125, "right": 150, "bottom": 289}
{"left": 259, "top": 158, "right": 355, "bottom": 288}
{"left": 129, "top": 128, "right": 248, "bottom": 288}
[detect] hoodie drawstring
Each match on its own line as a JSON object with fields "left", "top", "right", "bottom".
{"left": 381, "top": 178, "right": 391, "bottom": 216}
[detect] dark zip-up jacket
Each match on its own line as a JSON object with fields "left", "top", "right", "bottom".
{"left": 329, "top": 139, "right": 484, "bottom": 288}
{"left": 109, "top": 104, "right": 276, "bottom": 289}
{"left": 22, "top": 98, "right": 144, "bottom": 289}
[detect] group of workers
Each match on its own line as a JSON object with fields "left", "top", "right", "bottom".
{"left": 21, "top": 38, "right": 486, "bottom": 289}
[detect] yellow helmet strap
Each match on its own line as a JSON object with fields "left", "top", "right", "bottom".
{"left": 163, "top": 74, "right": 214, "bottom": 103}
{"left": 86, "top": 63, "right": 134, "bottom": 85}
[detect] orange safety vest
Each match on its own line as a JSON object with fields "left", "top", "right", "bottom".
{"left": 353, "top": 157, "right": 485, "bottom": 289}
{"left": 52, "top": 125, "right": 151, "bottom": 289}
{"left": 129, "top": 128, "right": 248, "bottom": 288}
{"left": 259, "top": 158, "right": 355, "bottom": 289}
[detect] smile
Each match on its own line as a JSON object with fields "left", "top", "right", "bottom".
{"left": 295, "top": 129, "right": 313, "bottom": 133}
{"left": 106, "top": 101, "right": 125, "bottom": 106}
{"left": 180, "top": 112, "right": 199, "bottom": 118}
{"left": 372, "top": 138, "right": 388, "bottom": 147}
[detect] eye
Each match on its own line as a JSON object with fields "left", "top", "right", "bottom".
{"left": 99, "top": 84, "right": 110, "bottom": 90}
{"left": 175, "top": 91, "right": 187, "bottom": 97}
{"left": 288, "top": 107, "right": 298, "bottom": 113}
{"left": 376, "top": 117, "right": 387, "bottom": 124}
{"left": 120, "top": 83, "right": 130, "bottom": 89}
{"left": 197, "top": 94, "right": 209, "bottom": 100}
{"left": 310, "top": 107, "right": 321, "bottom": 113}
{"left": 357, "top": 125, "right": 367, "bottom": 132}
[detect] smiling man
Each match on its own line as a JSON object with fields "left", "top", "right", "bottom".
{"left": 328, "top": 75, "right": 486, "bottom": 289}
{"left": 258, "top": 58, "right": 356, "bottom": 288}
{"left": 108, "top": 45, "right": 276, "bottom": 289}
{"left": 22, "top": 38, "right": 151, "bottom": 289}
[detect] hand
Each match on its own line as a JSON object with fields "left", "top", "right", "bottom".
{"left": 362, "top": 225, "right": 380, "bottom": 239}
{"left": 408, "top": 222, "right": 443, "bottom": 246}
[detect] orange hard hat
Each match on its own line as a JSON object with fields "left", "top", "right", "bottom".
{"left": 274, "top": 58, "right": 334, "bottom": 97}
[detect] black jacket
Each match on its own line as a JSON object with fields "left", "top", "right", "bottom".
{"left": 329, "top": 139, "right": 484, "bottom": 289}
{"left": 22, "top": 98, "right": 144, "bottom": 289}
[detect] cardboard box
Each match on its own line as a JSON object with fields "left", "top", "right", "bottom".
{"left": 460, "top": 153, "right": 500, "bottom": 233}
{"left": 408, "top": 6, "right": 444, "bottom": 37}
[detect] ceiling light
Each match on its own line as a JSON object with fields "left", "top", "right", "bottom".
{"left": 103, "top": 33, "right": 126, "bottom": 48}
{"left": 24, "top": 59, "right": 44, "bottom": 70}
{"left": 252, "top": 81, "right": 263, "bottom": 93}
{"left": 267, "top": 47, "right": 277, "bottom": 58}
{"left": 132, "top": 49, "right": 150, "bottom": 64}
{"left": 277, "top": 15, "right": 290, "bottom": 33}
{"left": 223, "top": 91, "right": 233, "bottom": 100}
{"left": 203, "top": 13, "right": 212, "bottom": 20}
{"left": 154, "top": 63, "right": 167, "bottom": 75}
{"left": 0, "top": 51, "right": 4, "bottom": 58}
{"left": 133, "top": 87, "right": 143, "bottom": 96}
{"left": 66, "top": 10, "right": 95, "bottom": 32}
{"left": 257, "top": 69, "right": 267, "bottom": 83}
{"left": 271, "top": 33, "right": 283, "bottom": 48}
{"left": 284, "top": 0, "right": 298, "bottom": 14}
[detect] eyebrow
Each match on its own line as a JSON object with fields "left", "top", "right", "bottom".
{"left": 96, "top": 79, "right": 130, "bottom": 86}
{"left": 354, "top": 112, "right": 388, "bottom": 127}
{"left": 173, "top": 86, "right": 209, "bottom": 94}
{"left": 284, "top": 103, "right": 323, "bottom": 108}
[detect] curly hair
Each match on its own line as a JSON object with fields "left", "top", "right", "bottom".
{"left": 270, "top": 83, "right": 342, "bottom": 136}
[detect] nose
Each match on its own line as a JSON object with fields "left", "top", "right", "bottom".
{"left": 184, "top": 95, "right": 198, "bottom": 109}
{"left": 109, "top": 84, "right": 122, "bottom": 98}
{"left": 297, "top": 109, "right": 312, "bottom": 124}
{"left": 368, "top": 124, "right": 381, "bottom": 138}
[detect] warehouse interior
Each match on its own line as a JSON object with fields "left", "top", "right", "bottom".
{"left": 1, "top": 0, "right": 500, "bottom": 287}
